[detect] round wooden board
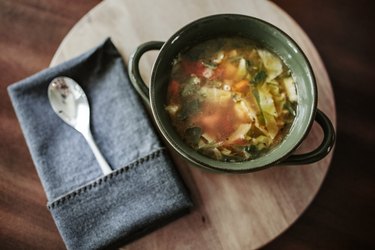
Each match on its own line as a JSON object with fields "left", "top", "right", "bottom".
{"left": 50, "top": 0, "right": 336, "bottom": 249}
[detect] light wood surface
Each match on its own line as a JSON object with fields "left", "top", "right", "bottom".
{"left": 50, "top": 0, "right": 336, "bottom": 249}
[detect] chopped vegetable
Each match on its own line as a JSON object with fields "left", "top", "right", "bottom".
{"left": 258, "top": 84, "right": 277, "bottom": 117}
{"left": 176, "top": 98, "right": 200, "bottom": 120}
{"left": 165, "top": 104, "right": 179, "bottom": 116}
{"left": 199, "top": 87, "right": 231, "bottom": 103}
{"left": 236, "top": 58, "right": 248, "bottom": 79}
{"left": 212, "top": 51, "right": 224, "bottom": 64}
{"left": 184, "top": 127, "right": 202, "bottom": 145}
{"left": 233, "top": 79, "right": 249, "bottom": 92}
{"left": 257, "top": 49, "right": 282, "bottom": 81}
{"left": 263, "top": 112, "right": 279, "bottom": 139}
{"left": 202, "top": 133, "right": 216, "bottom": 143}
{"left": 252, "top": 70, "right": 267, "bottom": 84}
{"left": 226, "top": 123, "right": 252, "bottom": 144}
{"left": 166, "top": 37, "right": 298, "bottom": 162}
{"left": 282, "top": 77, "right": 298, "bottom": 102}
{"left": 234, "top": 98, "right": 257, "bottom": 123}
{"left": 223, "top": 62, "right": 237, "bottom": 79}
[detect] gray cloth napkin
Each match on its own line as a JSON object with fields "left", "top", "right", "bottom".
{"left": 8, "top": 38, "right": 193, "bottom": 250}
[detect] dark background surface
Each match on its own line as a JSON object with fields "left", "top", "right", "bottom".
{"left": 0, "top": 0, "right": 374, "bottom": 249}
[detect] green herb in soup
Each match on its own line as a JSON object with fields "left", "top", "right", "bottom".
{"left": 166, "top": 37, "right": 297, "bottom": 162}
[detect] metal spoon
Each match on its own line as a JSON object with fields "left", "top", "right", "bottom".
{"left": 48, "top": 76, "right": 112, "bottom": 175}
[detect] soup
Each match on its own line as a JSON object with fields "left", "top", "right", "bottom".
{"left": 165, "top": 37, "right": 297, "bottom": 162}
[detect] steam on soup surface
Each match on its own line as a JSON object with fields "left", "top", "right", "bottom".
{"left": 166, "top": 37, "right": 297, "bottom": 162}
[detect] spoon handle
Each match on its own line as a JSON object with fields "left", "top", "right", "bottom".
{"left": 82, "top": 130, "right": 112, "bottom": 175}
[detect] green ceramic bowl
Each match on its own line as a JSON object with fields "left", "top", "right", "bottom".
{"left": 129, "top": 14, "right": 335, "bottom": 173}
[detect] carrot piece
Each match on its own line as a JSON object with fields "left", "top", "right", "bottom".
{"left": 223, "top": 62, "right": 237, "bottom": 79}
{"left": 233, "top": 80, "right": 249, "bottom": 92}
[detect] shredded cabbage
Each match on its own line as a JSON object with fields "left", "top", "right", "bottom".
{"left": 257, "top": 49, "right": 283, "bottom": 82}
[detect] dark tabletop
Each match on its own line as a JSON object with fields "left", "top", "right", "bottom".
{"left": 0, "top": 0, "right": 374, "bottom": 249}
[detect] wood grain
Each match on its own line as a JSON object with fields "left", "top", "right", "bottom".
{"left": 0, "top": 1, "right": 102, "bottom": 249}
{"left": 2, "top": 0, "right": 374, "bottom": 249}
{"left": 49, "top": 0, "right": 336, "bottom": 249}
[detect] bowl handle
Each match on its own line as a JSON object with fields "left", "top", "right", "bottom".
{"left": 128, "top": 41, "right": 164, "bottom": 106}
{"left": 280, "top": 109, "right": 336, "bottom": 165}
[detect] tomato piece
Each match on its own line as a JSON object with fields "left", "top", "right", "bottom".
{"left": 211, "top": 66, "right": 224, "bottom": 80}
{"left": 181, "top": 60, "right": 206, "bottom": 77}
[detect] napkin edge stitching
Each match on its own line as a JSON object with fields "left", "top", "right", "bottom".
{"left": 47, "top": 148, "right": 165, "bottom": 209}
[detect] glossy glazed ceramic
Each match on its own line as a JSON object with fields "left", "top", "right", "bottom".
{"left": 129, "top": 14, "right": 335, "bottom": 173}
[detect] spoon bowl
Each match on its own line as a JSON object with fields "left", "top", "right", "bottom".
{"left": 48, "top": 76, "right": 112, "bottom": 175}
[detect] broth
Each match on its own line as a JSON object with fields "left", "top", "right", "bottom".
{"left": 165, "top": 37, "right": 297, "bottom": 162}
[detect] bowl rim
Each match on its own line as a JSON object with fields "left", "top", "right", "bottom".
{"left": 149, "top": 13, "right": 317, "bottom": 173}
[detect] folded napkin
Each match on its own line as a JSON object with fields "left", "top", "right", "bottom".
{"left": 8, "top": 38, "right": 193, "bottom": 250}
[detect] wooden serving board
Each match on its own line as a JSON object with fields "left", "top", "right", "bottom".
{"left": 50, "top": 0, "right": 336, "bottom": 249}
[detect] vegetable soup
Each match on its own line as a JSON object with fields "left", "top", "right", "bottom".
{"left": 165, "top": 37, "right": 298, "bottom": 162}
